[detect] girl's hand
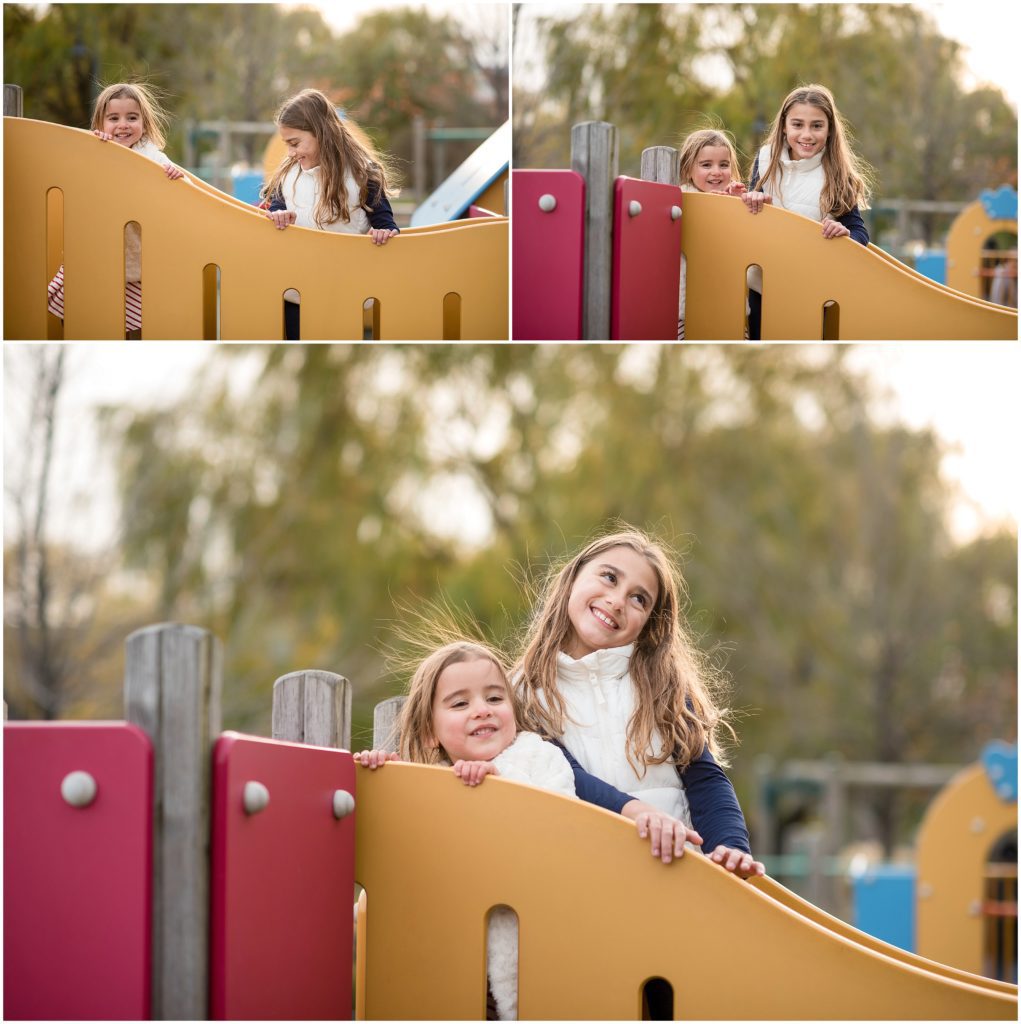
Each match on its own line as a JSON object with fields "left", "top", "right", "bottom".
{"left": 93, "top": 130, "right": 115, "bottom": 142}
{"left": 821, "top": 217, "right": 850, "bottom": 239}
{"left": 725, "top": 181, "right": 747, "bottom": 196}
{"left": 741, "top": 191, "right": 768, "bottom": 214}
{"left": 622, "top": 799, "right": 703, "bottom": 864}
{"left": 369, "top": 228, "right": 398, "bottom": 246}
{"left": 353, "top": 749, "right": 400, "bottom": 769}
{"left": 266, "top": 209, "right": 297, "bottom": 230}
{"left": 452, "top": 759, "right": 498, "bottom": 786}
{"left": 163, "top": 163, "right": 185, "bottom": 181}
{"left": 708, "top": 845, "right": 766, "bottom": 879}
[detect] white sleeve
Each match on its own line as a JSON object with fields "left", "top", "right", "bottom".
{"left": 493, "top": 733, "right": 576, "bottom": 799}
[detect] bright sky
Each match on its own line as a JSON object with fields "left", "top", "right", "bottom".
{"left": 4, "top": 344, "right": 1018, "bottom": 553}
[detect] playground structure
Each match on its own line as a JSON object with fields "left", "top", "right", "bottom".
{"left": 3, "top": 116, "right": 508, "bottom": 340}
{"left": 4, "top": 622, "right": 1018, "bottom": 1021}
{"left": 913, "top": 187, "right": 1018, "bottom": 305}
{"left": 513, "top": 121, "right": 1018, "bottom": 340}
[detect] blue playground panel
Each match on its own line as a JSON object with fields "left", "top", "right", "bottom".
{"left": 232, "top": 172, "right": 264, "bottom": 205}
{"left": 915, "top": 249, "right": 946, "bottom": 284}
{"left": 852, "top": 864, "right": 916, "bottom": 953}
{"left": 982, "top": 740, "right": 1018, "bottom": 802}
{"left": 980, "top": 186, "right": 1018, "bottom": 222}
{"left": 410, "top": 121, "right": 510, "bottom": 227}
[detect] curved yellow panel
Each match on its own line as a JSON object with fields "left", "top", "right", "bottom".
{"left": 353, "top": 762, "right": 1017, "bottom": 1020}
{"left": 4, "top": 118, "right": 508, "bottom": 340}
{"left": 916, "top": 763, "right": 1018, "bottom": 975}
{"left": 681, "top": 192, "right": 1017, "bottom": 340}
{"left": 945, "top": 199, "right": 1017, "bottom": 299}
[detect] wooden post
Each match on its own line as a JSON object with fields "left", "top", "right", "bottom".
{"left": 4, "top": 84, "right": 23, "bottom": 117}
{"left": 124, "top": 623, "right": 222, "bottom": 1021}
{"left": 640, "top": 145, "right": 678, "bottom": 185}
{"left": 271, "top": 669, "right": 351, "bottom": 749}
{"left": 373, "top": 695, "right": 406, "bottom": 751}
{"left": 571, "top": 121, "right": 618, "bottom": 340}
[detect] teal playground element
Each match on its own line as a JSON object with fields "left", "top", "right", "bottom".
{"left": 410, "top": 121, "right": 510, "bottom": 227}
{"left": 982, "top": 741, "right": 1018, "bottom": 802}
{"left": 853, "top": 865, "right": 916, "bottom": 953}
{"left": 981, "top": 186, "right": 1018, "bottom": 222}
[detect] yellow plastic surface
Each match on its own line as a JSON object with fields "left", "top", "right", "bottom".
{"left": 681, "top": 191, "right": 1017, "bottom": 339}
{"left": 945, "top": 199, "right": 1017, "bottom": 299}
{"left": 915, "top": 762, "right": 1018, "bottom": 975}
{"left": 353, "top": 762, "right": 1017, "bottom": 1020}
{"left": 4, "top": 118, "right": 508, "bottom": 340}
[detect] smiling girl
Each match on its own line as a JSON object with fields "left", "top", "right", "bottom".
{"left": 46, "top": 82, "right": 185, "bottom": 338}
{"left": 515, "top": 527, "right": 764, "bottom": 880}
{"left": 260, "top": 88, "right": 400, "bottom": 338}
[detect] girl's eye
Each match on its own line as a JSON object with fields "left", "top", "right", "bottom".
{"left": 632, "top": 593, "right": 647, "bottom": 608}
{"left": 487, "top": 695, "right": 504, "bottom": 704}
{"left": 601, "top": 570, "right": 617, "bottom": 583}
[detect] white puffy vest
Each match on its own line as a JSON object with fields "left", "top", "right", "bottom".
{"left": 553, "top": 644, "right": 691, "bottom": 823}
{"left": 755, "top": 143, "right": 826, "bottom": 221}
{"left": 279, "top": 163, "right": 370, "bottom": 234}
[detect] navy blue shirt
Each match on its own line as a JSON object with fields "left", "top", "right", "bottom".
{"left": 555, "top": 740, "right": 752, "bottom": 854}
{"left": 267, "top": 176, "right": 399, "bottom": 232}
{"left": 750, "top": 154, "right": 868, "bottom": 246}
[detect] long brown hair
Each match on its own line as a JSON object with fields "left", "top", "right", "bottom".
{"left": 261, "top": 88, "right": 399, "bottom": 228}
{"left": 90, "top": 81, "right": 170, "bottom": 150}
{"left": 399, "top": 641, "right": 523, "bottom": 765}
{"left": 757, "top": 83, "right": 874, "bottom": 217}
{"left": 516, "top": 528, "right": 734, "bottom": 773}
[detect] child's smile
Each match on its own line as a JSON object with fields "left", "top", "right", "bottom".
{"left": 691, "top": 144, "right": 734, "bottom": 192}
{"left": 429, "top": 658, "right": 516, "bottom": 762}
{"left": 279, "top": 126, "right": 320, "bottom": 170}
{"left": 102, "top": 98, "right": 144, "bottom": 147}
{"left": 784, "top": 102, "right": 829, "bottom": 160}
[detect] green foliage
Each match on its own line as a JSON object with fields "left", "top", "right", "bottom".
{"left": 514, "top": 3, "right": 1017, "bottom": 201}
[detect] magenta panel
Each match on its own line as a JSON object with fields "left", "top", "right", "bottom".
{"left": 210, "top": 732, "right": 356, "bottom": 1020}
{"left": 3, "top": 722, "right": 153, "bottom": 1021}
{"left": 610, "top": 176, "right": 684, "bottom": 340}
{"left": 468, "top": 204, "right": 498, "bottom": 218}
{"left": 512, "top": 168, "right": 585, "bottom": 340}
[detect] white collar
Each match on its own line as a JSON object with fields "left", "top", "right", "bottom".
{"left": 556, "top": 643, "right": 633, "bottom": 681}
{"left": 779, "top": 147, "right": 824, "bottom": 174}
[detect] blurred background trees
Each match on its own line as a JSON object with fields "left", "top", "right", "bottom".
{"left": 514, "top": 4, "right": 1017, "bottom": 217}
{"left": 4, "top": 344, "right": 1016, "bottom": 858}
{"left": 2, "top": 2, "right": 507, "bottom": 194}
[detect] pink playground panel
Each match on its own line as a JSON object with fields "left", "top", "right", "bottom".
{"left": 209, "top": 732, "right": 357, "bottom": 1020}
{"left": 3, "top": 722, "right": 153, "bottom": 1021}
{"left": 611, "top": 176, "right": 683, "bottom": 340}
{"left": 512, "top": 169, "right": 585, "bottom": 340}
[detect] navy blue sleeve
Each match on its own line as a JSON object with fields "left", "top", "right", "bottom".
{"left": 267, "top": 189, "right": 286, "bottom": 212}
{"left": 837, "top": 205, "right": 869, "bottom": 246}
{"left": 365, "top": 178, "right": 399, "bottom": 232}
{"left": 553, "top": 741, "right": 631, "bottom": 814}
{"left": 749, "top": 154, "right": 760, "bottom": 191}
{"left": 681, "top": 744, "right": 751, "bottom": 854}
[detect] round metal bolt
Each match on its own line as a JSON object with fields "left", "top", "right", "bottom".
{"left": 333, "top": 789, "right": 356, "bottom": 820}
{"left": 671, "top": 205, "right": 682, "bottom": 221}
{"left": 243, "top": 780, "right": 270, "bottom": 815}
{"left": 628, "top": 200, "right": 642, "bottom": 217}
{"left": 61, "top": 770, "right": 98, "bottom": 808}
{"left": 918, "top": 882, "right": 933, "bottom": 899}
{"left": 968, "top": 899, "right": 981, "bottom": 917}
{"left": 538, "top": 193, "right": 557, "bottom": 213}
{"left": 970, "top": 816, "right": 985, "bottom": 834}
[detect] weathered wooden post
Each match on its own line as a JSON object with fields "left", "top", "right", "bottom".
{"left": 124, "top": 623, "right": 222, "bottom": 1021}
{"left": 271, "top": 669, "right": 351, "bottom": 749}
{"left": 4, "top": 83, "right": 23, "bottom": 117}
{"left": 372, "top": 695, "right": 406, "bottom": 751}
{"left": 640, "top": 145, "right": 679, "bottom": 186}
{"left": 571, "top": 121, "right": 618, "bottom": 340}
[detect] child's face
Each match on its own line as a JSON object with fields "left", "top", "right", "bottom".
{"left": 428, "top": 658, "right": 516, "bottom": 762}
{"left": 279, "top": 126, "right": 320, "bottom": 170}
{"left": 690, "top": 145, "right": 734, "bottom": 192}
{"left": 784, "top": 103, "right": 829, "bottom": 161}
{"left": 564, "top": 545, "right": 659, "bottom": 659}
{"left": 102, "top": 98, "right": 144, "bottom": 147}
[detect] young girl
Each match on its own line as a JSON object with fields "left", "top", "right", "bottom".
{"left": 515, "top": 528, "right": 765, "bottom": 880}
{"left": 260, "top": 88, "right": 400, "bottom": 340}
{"left": 675, "top": 127, "right": 755, "bottom": 340}
{"left": 355, "top": 640, "right": 698, "bottom": 1020}
{"left": 46, "top": 82, "right": 186, "bottom": 338}
{"left": 741, "top": 84, "right": 873, "bottom": 337}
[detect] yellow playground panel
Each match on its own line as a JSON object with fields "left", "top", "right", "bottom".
{"left": 4, "top": 118, "right": 508, "bottom": 340}
{"left": 945, "top": 192, "right": 1018, "bottom": 300}
{"left": 916, "top": 753, "right": 1018, "bottom": 977}
{"left": 353, "top": 762, "right": 1017, "bottom": 1020}
{"left": 680, "top": 192, "right": 1017, "bottom": 340}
